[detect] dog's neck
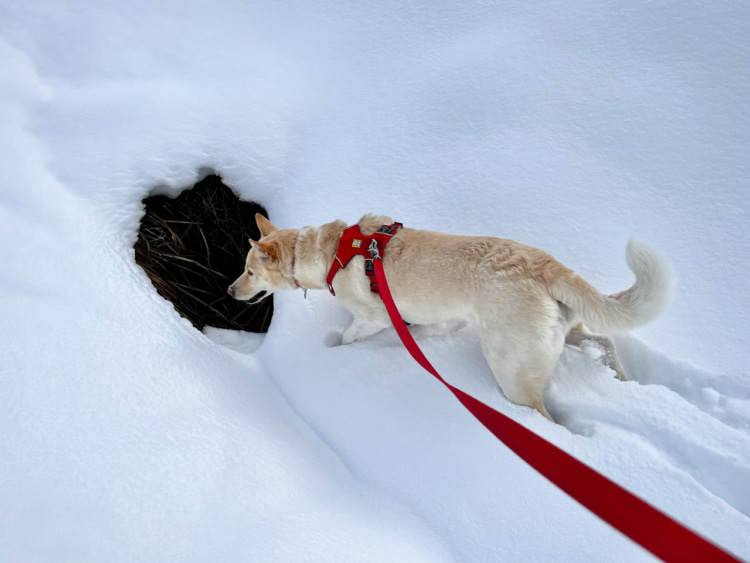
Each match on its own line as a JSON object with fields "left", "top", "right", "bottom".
{"left": 290, "top": 220, "right": 347, "bottom": 291}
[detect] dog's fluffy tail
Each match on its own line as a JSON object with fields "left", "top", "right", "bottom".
{"left": 549, "top": 238, "right": 675, "bottom": 333}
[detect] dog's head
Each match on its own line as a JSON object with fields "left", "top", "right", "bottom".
{"left": 228, "top": 214, "right": 296, "bottom": 303}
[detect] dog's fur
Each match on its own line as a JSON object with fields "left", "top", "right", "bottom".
{"left": 229, "top": 213, "right": 674, "bottom": 421}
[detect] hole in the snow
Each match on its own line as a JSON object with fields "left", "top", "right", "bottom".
{"left": 134, "top": 174, "right": 273, "bottom": 332}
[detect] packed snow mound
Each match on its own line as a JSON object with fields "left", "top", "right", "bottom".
{"left": 1, "top": 1, "right": 749, "bottom": 561}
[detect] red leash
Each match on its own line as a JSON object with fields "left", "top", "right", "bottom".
{"left": 329, "top": 223, "right": 742, "bottom": 563}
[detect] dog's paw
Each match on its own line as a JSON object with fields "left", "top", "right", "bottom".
{"left": 324, "top": 331, "right": 343, "bottom": 347}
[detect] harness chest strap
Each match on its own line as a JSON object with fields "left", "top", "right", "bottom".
{"left": 326, "top": 222, "right": 402, "bottom": 295}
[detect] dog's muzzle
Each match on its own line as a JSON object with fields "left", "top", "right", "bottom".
{"left": 227, "top": 286, "right": 266, "bottom": 303}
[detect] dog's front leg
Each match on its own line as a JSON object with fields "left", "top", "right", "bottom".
{"left": 342, "top": 315, "right": 390, "bottom": 345}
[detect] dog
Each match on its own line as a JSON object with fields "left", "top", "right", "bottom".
{"left": 229, "top": 213, "right": 674, "bottom": 421}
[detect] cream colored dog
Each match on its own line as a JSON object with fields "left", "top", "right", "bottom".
{"left": 229, "top": 213, "right": 674, "bottom": 420}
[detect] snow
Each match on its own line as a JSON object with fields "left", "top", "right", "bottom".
{"left": 1, "top": 1, "right": 749, "bottom": 561}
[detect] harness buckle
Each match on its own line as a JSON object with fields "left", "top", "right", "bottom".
{"left": 364, "top": 258, "right": 379, "bottom": 292}
{"left": 378, "top": 223, "right": 402, "bottom": 236}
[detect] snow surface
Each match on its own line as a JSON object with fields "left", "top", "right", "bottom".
{"left": 1, "top": 0, "right": 749, "bottom": 561}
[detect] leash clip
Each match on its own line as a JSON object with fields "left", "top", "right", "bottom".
{"left": 368, "top": 239, "right": 380, "bottom": 260}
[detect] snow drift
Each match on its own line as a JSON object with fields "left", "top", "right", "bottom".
{"left": 1, "top": 1, "right": 748, "bottom": 561}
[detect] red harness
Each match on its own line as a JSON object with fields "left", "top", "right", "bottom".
{"left": 326, "top": 222, "right": 402, "bottom": 295}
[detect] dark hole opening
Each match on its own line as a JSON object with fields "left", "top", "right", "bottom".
{"left": 134, "top": 174, "right": 273, "bottom": 332}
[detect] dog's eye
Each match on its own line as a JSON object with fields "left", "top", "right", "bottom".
{"left": 247, "top": 268, "right": 254, "bottom": 276}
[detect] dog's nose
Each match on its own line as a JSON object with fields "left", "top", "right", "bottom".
{"left": 227, "top": 286, "right": 235, "bottom": 297}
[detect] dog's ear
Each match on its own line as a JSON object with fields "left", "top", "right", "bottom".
{"left": 249, "top": 239, "right": 278, "bottom": 261}
{"left": 255, "top": 213, "right": 278, "bottom": 238}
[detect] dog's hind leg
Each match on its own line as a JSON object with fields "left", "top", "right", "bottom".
{"left": 566, "top": 323, "right": 626, "bottom": 380}
{"left": 479, "top": 327, "right": 561, "bottom": 422}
